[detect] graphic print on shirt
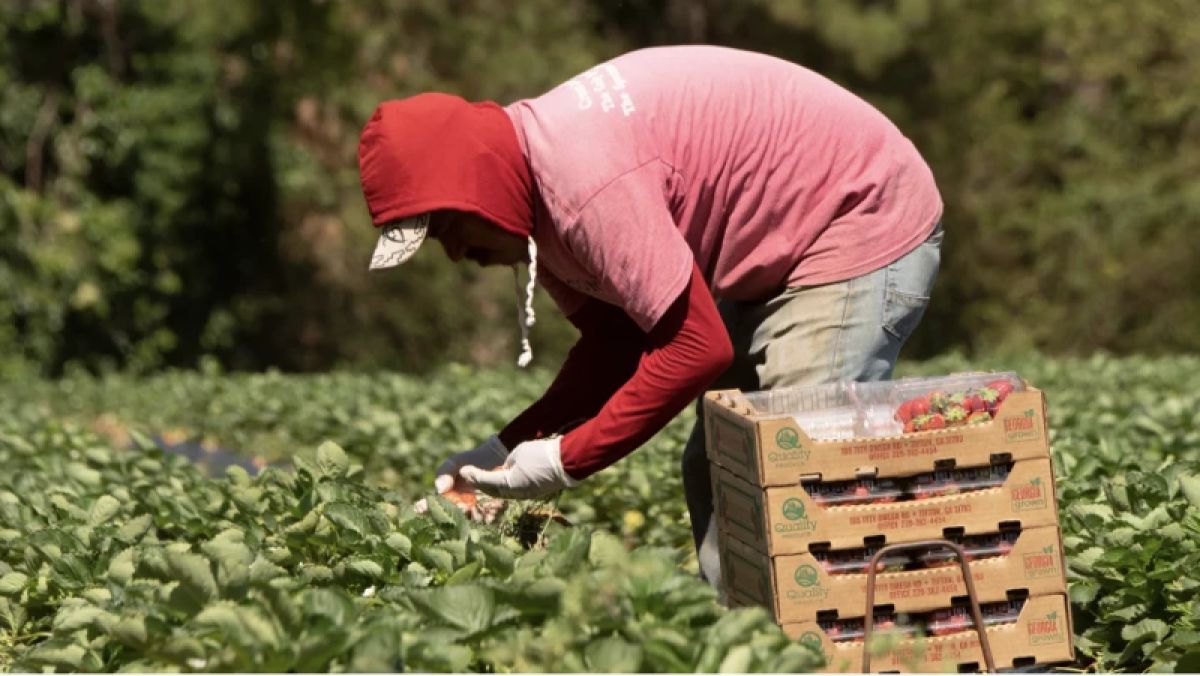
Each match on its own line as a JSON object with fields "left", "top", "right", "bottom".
{"left": 565, "top": 64, "right": 636, "bottom": 117}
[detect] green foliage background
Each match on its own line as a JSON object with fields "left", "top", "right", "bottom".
{"left": 2, "top": 0, "right": 1198, "bottom": 377}
{"left": 2, "top": 353, "right": 1199, "bottom": 671}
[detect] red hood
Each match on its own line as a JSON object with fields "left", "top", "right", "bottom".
{"left": 357, "top": 93, "right": 533, "bottom": 238}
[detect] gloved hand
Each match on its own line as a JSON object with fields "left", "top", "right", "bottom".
{"left": 460, "top": 436, "right": 579, "bottom": 500}
{"left": 414, "top": 435, "right": 508, "bottom": 516}
{"left": 432, "top": 435, "right": 509, "bottom": 493}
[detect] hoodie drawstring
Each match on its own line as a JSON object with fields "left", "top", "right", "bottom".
{"left": 513, "top": 236, "right": 538, "bottom": 367}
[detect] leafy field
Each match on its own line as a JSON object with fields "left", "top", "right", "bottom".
{"left": 1, "top": 354, "right": 1198, "bottom": 672}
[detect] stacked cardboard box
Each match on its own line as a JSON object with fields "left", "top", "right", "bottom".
{"left": 704, "top": 373, "right": 1074, "bottom": 673}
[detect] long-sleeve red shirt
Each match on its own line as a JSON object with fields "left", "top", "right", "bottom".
{"left": 499, "top": 262, "right": 732, "bottom": 479}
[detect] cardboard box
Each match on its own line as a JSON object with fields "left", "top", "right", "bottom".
{"left": 713, "top": 457, "right": 1059, "bottom": 556}
{"left": 704, "top": 386, "right": 1049, "bottom": 486}
{"left": 722, "top": 525, "right": 1067, "bottom": 624}
{"left": 780, "top": 593, "right": 1075, "bottom": 673}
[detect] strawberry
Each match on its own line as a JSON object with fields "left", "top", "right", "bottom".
{"left": 987, "top": 379, "right": 1015, "bottom": 401}
{"left": 967, "top": 411, "right": 992, "bottom": 424}
{"left": 908, "top": 396, "right": 931, "bottom": 417}
{"left": 894, "top": 399, "right": 914, "bottom": 423}
{"left": 927, "top": 390, "right": 951, "bottom": 412}
{"left": 962, "top": 392, "right": 987, "bottom": 413}
{"left": 944, "top": 404, "right": 969, "bottom": 425}
{"left": 923, "top": 413, "right": 947, "bottom": 430}
{"left": 903, "top": 419, "right": 917, "bottom": 433}
{"left": 443, "top": 488, "right": 479, "bottom": 513}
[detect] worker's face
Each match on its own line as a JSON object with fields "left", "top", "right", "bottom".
{"left": 428, "top": 210, "right": 527, "bottom": 267}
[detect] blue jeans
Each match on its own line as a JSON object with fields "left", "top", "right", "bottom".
{"left": 681, "top": 222, "right": 943, "bottom": 595}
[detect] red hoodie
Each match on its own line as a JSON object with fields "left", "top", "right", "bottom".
{"left": 358, "top": 94, "right": 732, "bottom": 480}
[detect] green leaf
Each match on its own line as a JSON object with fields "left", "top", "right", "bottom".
{"left": 194, "top": 601, "right": 243, "bottom": 635}
{"left": 478, "top": 542, "right": 515, "bottom": 577}
{"left": 113, "top": 615, "right": 148, "bottom": 648}
{"left": 248, "top": 556, "right": 288, "bottom": 585}
{"left": 116, "top": 513, "right": 154, "bottom": 543}
{"left": 1121, "top": 618, "right": 1170, "bottom": 643}
{"left": 51, "top": 603, "right": 102, "bottom": 631}
{"left": 424, "top": 494, "right": 461, "bottom": 528}
{"left": 718, "top": 644, "right": 754, "bottom": 673}
{"left": 88, "top": 494, "right": 122, "bottom": 526}
{"left": 444, "top": 560, "right": 482, "bottom": 585}
{"left": 66, "top": 462, "right": 102, "bottom": 486}
{"left": 385, "top": 532, "right": 412, "bottom": 558}
{"left": 0, "top": 598, "right": 28, "bottom": 633}
{"left": 164, "top": 551, "right": 219, "bottom": 607}
{"left": 586, "top": 635, "right": 643, "bottom": 672}
{"left": 348, "top": 617, "right": 405, "bottom": 672}
{"left": 286, "top": 509, "right": 320, "bottom": 535}
{"left": 1179, "top": 475, "right": 1200, "bottom": 509}
{"left": 295, "top": 628, "right": 352, "bottom": 672}
{"left": 303, "top": 587, "right": 356, "bottom": 625}
{"left": 419, "top": 545, "right": 456, "bottom": 574}
{"left": 237, "top": 605, "right": 281, "bottom": 648}
{"left": 0, "top": 572, "right": 28, "bottom": 595}
{"left": 324, "top": 502, "right": 370, "bottom": 536}
{"left": 107, "top": 547, "right": 136, "bottom": 585}
{"left": 588, "top": 530, "right": 628, "bottom": 568}
{"left": 408, "top": 584, "right": 496, "bottom": 635}
{"left": 225, "top": 464, "right": 251, "bottom": 486}
{"left": 316, "top": 441, "right": 350, "bottom": 478}
{"left": 1175, "top": 649, "right": 1200, "bottom": 673}
{"left": 345, "top": 558, "right": 385, "bottom": 580}
{"left": 22, "top": 639, "right": 87, "bottom": 670}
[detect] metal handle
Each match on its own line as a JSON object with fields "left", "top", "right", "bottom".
{"left": 861, "top": 539, "right": 997, "bottom": 673}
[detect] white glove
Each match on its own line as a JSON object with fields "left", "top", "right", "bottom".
{"left": 414, "top": 435, "right": 508, "bottom": 515}
{"left": 433, "top": 435, "right": 508, "bottom": 493}
{"left": 460, "top": 437, "right": 579, "bottom": 500}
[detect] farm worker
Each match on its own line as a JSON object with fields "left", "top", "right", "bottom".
{"left": 358, "top": 45, "right": 942, "bottom": 592}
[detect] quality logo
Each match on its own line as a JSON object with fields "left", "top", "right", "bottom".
{"left": 770, "top": 427, "right": 811, "bottom": 465}
{"left": 775, "top": 498, "right": 817, "bottom": 534}
{"left": 775, "top": 427, "right": 800, "bottom": 449}
{"left": 787, "top": 564, "right": 829, "bottom": 601}
{"left": 794, "top": 564, "right": 818, "bottom": 587}
{"left": 798, "top": 631, "right": 825, "bottom": 654}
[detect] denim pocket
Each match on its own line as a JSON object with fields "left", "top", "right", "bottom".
{"left": 882, "top": 223, "right": 942, "bottom": 342}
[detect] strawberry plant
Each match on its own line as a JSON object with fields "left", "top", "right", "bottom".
{"left": 1, "top": 353, "right": 1198, "bottom": 671}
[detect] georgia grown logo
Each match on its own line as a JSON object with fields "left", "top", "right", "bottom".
{"left": 1027, "top": 610, "right": 1065, "bottom": 645}
{"left": 787, "top": 563, "right": 829, "bottom": 601}
{"left": 1003, "top": 408, "right": 1041, "bottom": 442}
{"left": 1011, "top": 476, "right": 1049, "bottom": 511}
{"left": 1022, "top": 544, "right": 1060, "bottom": 579}
{"left": 775, "top": 497, "right": 817, "bottom": 534}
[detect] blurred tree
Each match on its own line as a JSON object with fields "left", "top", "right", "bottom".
{"left": 0, "top": 0, "right": 607, "bottom": 376}
{"left": 1, "top": 0, "right": 1196, "bottom": 378}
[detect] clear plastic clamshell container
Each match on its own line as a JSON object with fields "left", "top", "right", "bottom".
{"left": 918, "top": 530, "right": 1020, "bottom": 568}
{"left": 803, "top": 476, "right": 904, "bottom": 506}
{"left": 814, "top": 546, "right": 912, "bottom": 575}
{"left": 927, "top": 599, "right": 1024, "bottom": 636}
{"left": 819, "top": 599, "right": 1026, "bottom": 642}
{"left": 909, "top": 463, "right": 1014, "bottom": 499}
{"left": 738, "top": 372, "right": 1025, "bottom": 440}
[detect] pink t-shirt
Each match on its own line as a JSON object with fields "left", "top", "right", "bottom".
{"left": 507, "top": 46, "right": 942, "bottom": 332}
